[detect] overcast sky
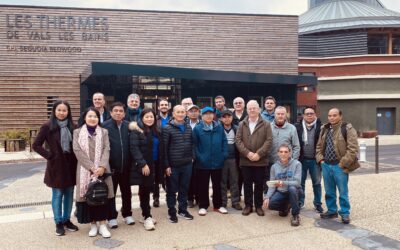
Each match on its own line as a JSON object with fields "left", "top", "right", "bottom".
{"left": 1, "top": 0, "right": 400, "bottom": 15}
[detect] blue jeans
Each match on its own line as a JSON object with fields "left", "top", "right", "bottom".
{"left": 322, "top": 163, "right": 350, "bottom": 217}
{"left": 166, "top": 163, "right": 192, "bottom": 215}
{"left": 268, "top": 186, "right": 300, "bottom": 215}
{"left": 51, "top": 186, "right": 74, "bottom": 224}
{"left": 300, "top": 159, "right": 322, "bottom": 206}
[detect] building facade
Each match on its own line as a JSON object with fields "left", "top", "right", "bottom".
{"left": 0, "top": 5, "right": 309, "bottom": 132}
{"left": 298, "top": 0, "right": 400, "bottom": 135}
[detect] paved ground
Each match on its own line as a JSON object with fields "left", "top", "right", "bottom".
{"left": 0, "top": 135, "right": 399, "bottom": 249}
{"left": 0, "top": 169, "right": 399, "bottom": 249}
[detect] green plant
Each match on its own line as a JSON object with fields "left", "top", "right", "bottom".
{"left": 2, "top": 129, "right": 30, "bottom": 141}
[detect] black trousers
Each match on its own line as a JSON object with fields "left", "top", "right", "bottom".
{"left": 139, "top": 184, "right": 152, "bottom": 219}
{"left": 188, "top": 162, "right": 198, "bottom": 202}
{"left": 152, "top": 160, "right": 160, "bottom": 200}
{"left": 241, "top": 166, "right": 265, "bottom": 208}
{"left": 197, "top": 168, "right": 222, "bottom": 209}
{"left": 109, "top": 166, "right": 132, "bottom": 219}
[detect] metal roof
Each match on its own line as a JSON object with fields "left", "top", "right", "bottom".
{"left": 300, "top": 0, "right": 400, "bottom": 34}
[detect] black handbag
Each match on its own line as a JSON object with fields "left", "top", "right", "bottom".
{"left": 84, "top": 173, "right": 112, "bottom": 206}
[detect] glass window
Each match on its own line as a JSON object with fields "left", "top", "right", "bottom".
{"left": 368, "top": 34, "right": 388, "bottom": 54}
{"left": 393, "top": 35, "right": 400, "bottom": 54}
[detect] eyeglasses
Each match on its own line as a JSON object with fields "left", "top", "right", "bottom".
{"left": 305, "top": 113, "right": 315, "bottom": 116}
{"left": 234, "top": 102, "right": 243, "bottom": 105}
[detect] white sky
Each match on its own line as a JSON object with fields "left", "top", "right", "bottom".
{"left": 1, "top": 0, "right": 400, "bottom": 15}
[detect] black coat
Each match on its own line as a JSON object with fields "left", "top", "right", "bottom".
{"left": 102, "top": 119, "right": 131, "bottom": 173}
{"left": 232, "top": 110, "right": 247, "bottom": 127}
{"left": 33, "top": 121, "right": 77, "bottom": 188}
{"left": 162, "top": 119, "right": 193, "bottom": 169}
{"left": 130, "top": 129, "right": 163, "bottom": 186}
{"left": 295, "top": 118, "right": 322, "bottom": 161}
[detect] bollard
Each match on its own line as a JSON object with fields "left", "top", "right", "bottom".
{"left": 375, "top": 136, "right": 379, "bottom": 174}
{"left": 359, "top": 141, "right": 366, "bottom": 162}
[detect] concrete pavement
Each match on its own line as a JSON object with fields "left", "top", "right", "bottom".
{"left": 0, "top": 169, "right": 399, "bottom": 249}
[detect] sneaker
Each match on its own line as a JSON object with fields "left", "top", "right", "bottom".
{"left": 108, "top": 219, "right": 118, "bottom": 229}
{"left": 198, "top": 208, "right": 207, "bottom": 216}
{"left": 242, "top": 206, "right": 252, "bottom": 216}
{"left": 342, "top": 216, "right": 351, "bottom": 224}
{"left": 214, "top": 207, "right": 228, "bottom": 214}
{"left": 124, "top": 216, "right": 135, "bottom": 225}
{"left": 143, "top": 217, "right": 156, "bottom": 231}
{"left": 320, "top": 212, "right": 338, "bottom": 219}
{"left": 99, "top": 224, "right": 111, "bottom": 238}
{"left": 291, "top": 214, "right": 300, "bottom": 227}
{"left": 153, "top": 198, "right": 160, "bottom": 208}
{"left": 140, "top": 216, "right": 157, "bottom": 224}
{"left": 88, "top": 223, "right": 98, "bottom": 237}
{"left": 232, "top": 203, "right": 243, "bottom": 210}
{"left": 178, "top": 210, "right": 194, "bottom": 220}
{"left": 314, "top": 204, "right": 324, "bottom": 213}
{"left": 188, "top": 200, "right": 195, "bottom": 208}
{"left": 168, "top": 213, "right": 178, "bottom": 223}
{"left": 63, "top": 220, "right": 78, "bottom": 232}
{"left": 55, "top": 223, "right": 65, "bottom": 236}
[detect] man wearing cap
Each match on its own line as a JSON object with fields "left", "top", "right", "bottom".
{"left": 193, "top": 107, "right": 228, "bottom": 216}
{"left": 220, "top": 109, "right": 242, "bottom": 210}
{"left": 236, "top": 100, "right": 272, "bottom": 216}
{"left": 186, "top": 104, "right": 201, "bottom": 208}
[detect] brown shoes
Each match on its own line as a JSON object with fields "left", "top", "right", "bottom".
{"left": 232, "top": 203, "right": 243, "bottom": 210}
{"left": 256, "top": 207, "right": 264, "bottom": 216}
{"left": 242, "top": 206, "right": 253, "bottom": 216}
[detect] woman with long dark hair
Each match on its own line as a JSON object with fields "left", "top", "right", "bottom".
{"left": 33, "top": 100, "right": 78, "bottom": 236}
{"left": 73, "top": 107, "right": 114, "bottom": 238}
{"left": 129, "top": 108, "right": 161, "bottom": 231}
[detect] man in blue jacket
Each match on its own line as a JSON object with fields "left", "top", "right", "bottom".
{"left": 103, "top": 102, "right": 134, "bottom": 228}
{"left": 193, "top": 107, "right": 228, "bottom": 216}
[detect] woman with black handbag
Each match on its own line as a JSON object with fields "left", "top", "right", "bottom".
{"left": 33, "top": 100, "right": 78, "bottom": 236}
{"left": 129, "top": 108, "right": 161, "bottom": 231}
{"left": 73, "top": 107, "right": 114, "bottom": 238}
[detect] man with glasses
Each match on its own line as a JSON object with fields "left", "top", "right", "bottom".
{"left": 295, "top": 107, "right": 323, "bottom": 213}
{"left": 232, "top": 97, "right": 247, "bottom": 126}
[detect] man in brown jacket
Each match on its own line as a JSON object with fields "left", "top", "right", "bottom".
{"left": 316, "top": 108, "right": 359, "bottom": 224}
{"left": 236, "top": 100, "right": 272, "bottom": 216}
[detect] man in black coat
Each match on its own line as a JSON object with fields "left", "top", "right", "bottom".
{"left": 162, "top": 105, "right": 194, "bottom": 223}
{"left": 103, "top": 102, "right": 134, "bottom": 228}
{"left": 295, "top": 106, "right": 323, "bottom": 213}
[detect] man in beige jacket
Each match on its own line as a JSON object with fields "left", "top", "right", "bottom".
{"left": 316, "top": 108, "right": 359, "bottom": 224}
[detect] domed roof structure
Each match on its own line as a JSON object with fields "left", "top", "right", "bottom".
{"left": 300, "top": 0, "right": 400, "bottom": 35}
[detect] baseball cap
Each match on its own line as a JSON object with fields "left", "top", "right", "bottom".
{"left": 201, "top": 106, "right": 214, "bottom": 115}
{"left": 221, "top": 110, "right": 233, "bottom": 117}
{"left": 187, "top": 104, "right": 200, "bottom": 111}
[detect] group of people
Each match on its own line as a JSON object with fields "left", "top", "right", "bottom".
{"left": 33, "top": 92, "right": 359, "bottom": 239}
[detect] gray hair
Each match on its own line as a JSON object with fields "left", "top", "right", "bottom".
{"left": 246, "top": 100, "right": 260, "bottom": 109}
{"left": 127, "top": 93, "right": 140, "bottom": 102}
{"left": 233, "top": 97, "right": 245, "bottom": 105}
{"left": 275, "top": 106, "right": 287, "bottom": 112}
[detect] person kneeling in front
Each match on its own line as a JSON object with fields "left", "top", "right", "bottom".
{"left": 263, "top": 144, "right": 302, "bottom": 226}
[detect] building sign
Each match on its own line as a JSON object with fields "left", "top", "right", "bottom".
{"left": 5, "top": 14, "right": 110, "bottom": 53}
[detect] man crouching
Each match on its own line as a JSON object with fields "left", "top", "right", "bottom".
{"left": 262, "top": 144, "right": 302, "bottom": 226}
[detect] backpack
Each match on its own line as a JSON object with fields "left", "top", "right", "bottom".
{"left": 84, "top": 174, "right": 111, "bottom": 206}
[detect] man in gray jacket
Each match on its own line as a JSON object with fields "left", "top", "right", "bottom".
{"left": 263, "top": 144, "right": 302, "bottom": 226}
{"left": 266, "top": 106, "right": 300, "bottom": 192}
